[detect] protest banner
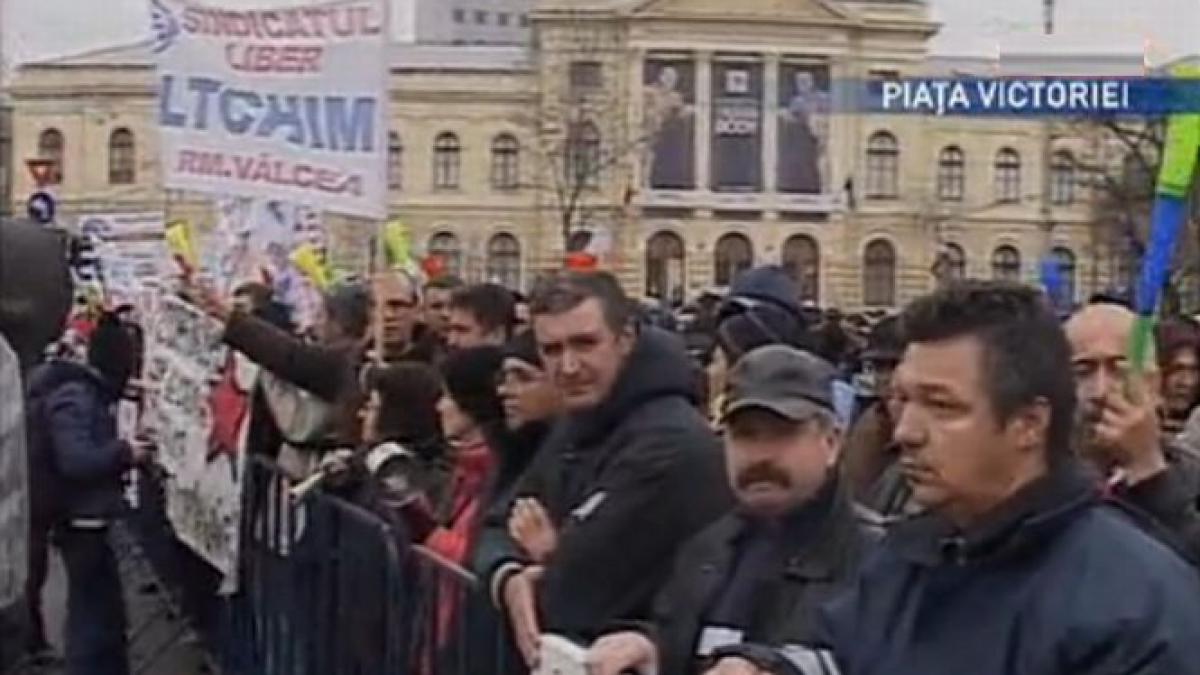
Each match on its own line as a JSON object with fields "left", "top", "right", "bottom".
{"left": 151, "top": 0, "right": 389, "bottom": 219}
{"left": 143, "top": 296, "right": 251, "bottom": 579}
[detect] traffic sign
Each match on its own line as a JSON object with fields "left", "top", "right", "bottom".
{"left": 25, "top": 159, "right": 57, "bottom": 188}
{"left": 27, "top": 191, "right": 56, "bottom": 224}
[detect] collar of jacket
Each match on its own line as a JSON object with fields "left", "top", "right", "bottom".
{"left": 563, "top": 327, "right": 698, "bottom": 447}
{"left": 725, "top": 472, "right": 865, "bottom": 581}
{"left": 890, "top": 462, "right": 1097, "bottom": 567}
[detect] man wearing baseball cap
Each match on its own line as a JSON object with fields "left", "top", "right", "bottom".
{"left": 587, "top": 345, "right": 881, "bottom": 675}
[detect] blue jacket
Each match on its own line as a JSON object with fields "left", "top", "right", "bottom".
{"left": 27, "top": 360, "right": 131, "bottom": 524}
{"left": 820, "top": 466, "right": 1200, "bottom": 675}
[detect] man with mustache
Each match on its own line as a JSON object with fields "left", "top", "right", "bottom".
{"left": 821, "top": 281, "right": 1200, "bottom": 675}
{"left": 1064, "top": 302, "right": 1200, "bottom": 564}
{"left": 587, "top": 345, "right": 879, "bottom": 675}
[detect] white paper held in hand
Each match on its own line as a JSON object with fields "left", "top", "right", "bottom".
{"left": 535, "top": 634, "right": 590, "bottom": 675}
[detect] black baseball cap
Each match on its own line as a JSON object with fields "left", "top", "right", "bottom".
{"left": 723, "top": 345, "right": 836, "bottom": 422}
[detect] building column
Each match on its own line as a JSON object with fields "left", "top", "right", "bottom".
{"left": 763, "top": 53, "right": 780, "bottom": 194}
{"left": 696, "top": 51, "right": 713, "bottom": 192}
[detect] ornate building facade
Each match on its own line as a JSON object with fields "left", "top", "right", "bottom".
{"left": 4, "top": 0, "right": 1143, "bottom": 308}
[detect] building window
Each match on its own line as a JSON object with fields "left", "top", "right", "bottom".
{"left": 37, "top": 128, "right": 64, "bottom": 185}
{"left": 646, "top": 231, "right": 686, "bottom": 302}
{"left": 108, "top": 128, "right": 135, "bottom": 185}
{"left": 862, "top": 239, "right": 896, "bottom": 307}
{"left": 433, "top": 132, "right": 461, "bottom": 190}
{"left": 566, "top": 122, "right": 601, "bottom": 188}
{"left": 486, "top": 233, "right": 521, "bottom": 289}
{"left": 714, "top": 233, "right": 754, "bottom": 286}
{"left": 569, "top": 61, "right": 604, "bottom": 91}
{"left": 490, "top": 134, "right": 520, "bottom": 190}
{"left": 1051, "top": 150, "right": 1075, "bottom": 205}
{"left": 497, "top": 12, "right": 509, "bottom": 26}
{"left": 428, "top": 232, "right": 463, "bottom": 279}
{"left": 1051, "top": 246, "right": 1077, "bottom": 307}
{"left": 937, "top": 146, "right": 964, "bottom": 201}
{"left": 994, "top": 148, "right": 1021, "bottom": 203}
{"left": 452, "top": 8, "right": 465, "bottom": 23}
{"left": 782, "top": 234, "right": 820, "bottom": 303}
{"left": 475, "top": 10, "right": 487, "bottom": 24}
{"left": 865, "top": 131, "right": 898, "bottom": 199}
{"left": 991, "top": 245, "right": 1022, "bottom": 281}
{"left": 519, "top": 14, "right": 530, "bottom": 27}
{"left": 935, "top": 242, "right": 966, "bottom": 282}
{"left": 388, "top": 132, "right": 403, "bottom": 190}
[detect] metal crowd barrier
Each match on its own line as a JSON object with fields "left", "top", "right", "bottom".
{"left": 125, "top": 456, "right": 521, "bottom": 675}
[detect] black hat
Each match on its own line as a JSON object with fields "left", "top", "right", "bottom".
{"left": 441, "top": 346, "right": 506, "bottom": 425}
{"left": 862, "top": 316, "right": 903, "bottom": 363}
{"left": 724, "top": 345, "right": 836, "bottom": 422}
{"left": 503, "top": 331, "right": 542, "bottom": 368}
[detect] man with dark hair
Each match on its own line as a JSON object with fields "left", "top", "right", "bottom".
{"left": 447, "top": 283, "right": 516, "bottom": 351}
{"left": 196, "top": 281, "right": 372, "bottom": 447}
{"left": 423, "top": 275, "right": 464, "bottom": 339}
{"left": 477, "top": 271, "right": 731, "bottom": 666}
{"left": 821, "top": 281, "right": 1200, "bottom": 675}
{"left": 588, "top": 346, "right": 878, "bottom": 675}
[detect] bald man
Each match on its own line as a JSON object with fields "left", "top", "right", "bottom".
{"left": 372, "top": 271, "right": 425, "bottom": 363}
{"left": 1066, "top": 303, "right": 1200, "bottom": 565}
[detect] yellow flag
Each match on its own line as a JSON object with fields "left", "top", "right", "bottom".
{"left": 164, "top": 219, "right": 198, "bottom": 270}
{"left": 382, "top": 219, "right": 412, "bottom": 271}
{"left": 291, "top": 243, "right": 331, "bottom": 291}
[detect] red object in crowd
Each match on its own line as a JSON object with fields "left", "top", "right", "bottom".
{"left": 422, "top": 255, "right": 446, "bottom": 279}
{"left": 564, "top": 251, "right": 598, "bottom": 271}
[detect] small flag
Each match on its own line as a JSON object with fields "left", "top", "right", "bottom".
{"left": 291, "top": 243, "right": 331, "bottom": 292}
{"left": 164, "top": 219, "right": 198, "bottom": 277}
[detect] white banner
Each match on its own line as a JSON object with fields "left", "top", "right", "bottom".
{"left": 77, "top": 212, "right": 165, "bottom": 240}
{"left": 151, "top": 0, "right": 389, "bottom": 218}
{"left": 144, "top": 297, "right": 252, "bottom": 578}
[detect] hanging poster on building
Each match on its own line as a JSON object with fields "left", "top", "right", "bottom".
{"left": 143, "top": 296, "right": 250, "bottom": 578}
{"left": 711, "top": 60, "right": 763, "bottom": 192}
{"left": 151, "top": 0, "right": 389, "bottom": 218}
{"left": 777, "top": 61, "right": 831, "bottom": 195}
{"left": 643, "top": 57, "right": 696, "bottom": 190}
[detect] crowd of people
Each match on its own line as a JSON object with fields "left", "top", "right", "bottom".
{"left": 6, "top": 238, "right": 1200, "bottom": 674}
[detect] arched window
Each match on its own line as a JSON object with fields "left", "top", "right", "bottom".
{"left": 781, "top": 234, "right": 820, "bottom": 303}
{"left": 37, "top": 128, "right": 64, "bottom": 185}
{"left": 567, "top": 122, "right": 601, "bottom": 188}
{"left": 937, "top": 146, "right": 964, "bottom": 201}
{"left": 994, "top": 148, "right": 1021, "bottom": 203}
{"left": 388, "top": 132, "right": 403, "bottom": 190}
{"left": 645, "top": 231, "right": 685, "bottom": 302}
{"left": 486, "top": 233, "right": 521, "bottom": 289}
{"left": 1052, "top": 246, "right": 1077, "bottom": 307}
{"left": 865, "top": 131, "right": 898, "bottom": 199}
{"left": 491, "top": 134, "right": 520, "bottom": 190}
{"left": 945, "top": 242, "right": 966, "bottom": 280}
{"left": 108, "top": 128, "right": 135, "bottom": 185}
{"left": 862, "top": 239, "right": 896, "bottom": 306}
{"left": 428, "top": 232, "right": 463, "bottom": 279}
{"left": 1050, "top": 150, "right": 1075, "bottom": 205}
{"left": 713, "top": 233, "right": 754, "bottom": 286}
{"left": 991, "top": 245, "right": 1022, "bottom": 281}
{"left": 433, "top": 132, "right": 461, "bottom": 189}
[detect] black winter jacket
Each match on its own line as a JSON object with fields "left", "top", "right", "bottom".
{"left": 476, "top": 328, "right": 733, "bottom": 641}
{"left": 820, "top": 465, "right": 1200, "bottom": 675}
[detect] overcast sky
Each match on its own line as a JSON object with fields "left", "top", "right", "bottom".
{"left": 2, "top": 0, "right": 1196, "bottom": 71}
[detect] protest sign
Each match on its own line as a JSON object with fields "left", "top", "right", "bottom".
{"left": 144, "top": 296, "right": 251, "bottom": 578}
{"left": 151, "top": 0, "right": 389, "bottom": 218}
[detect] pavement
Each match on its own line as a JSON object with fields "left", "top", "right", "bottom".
{"left": 6, "top": 526, "right": 214, "bottom": 675}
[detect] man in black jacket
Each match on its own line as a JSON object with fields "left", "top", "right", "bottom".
{"left": 587, "top": 345, "right": 878, "bottom": 675}
{"left": 477, "top": 271, "right": 731, "bottom": 667}
{"left": 821, "top": 281, "right": 1200, "bottom": 675}
{"left": 1065, "top": 302, "right": 1200, "bottom": 564}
